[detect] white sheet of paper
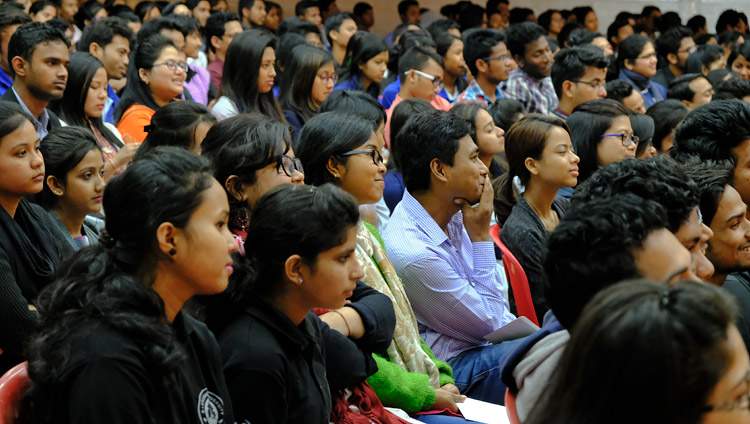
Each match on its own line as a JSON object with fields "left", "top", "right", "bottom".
{"left": 483, "top": 316, "right": 540, "bottom": 344}
{"left": 457, "top": 398, "right": 511, "bottom": 424}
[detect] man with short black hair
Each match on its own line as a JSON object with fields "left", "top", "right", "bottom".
{"left": 606, "top": 19, "right": 633, "bottom": 52}
{"left": 238, "top": 0, "right": 266, "bottom": 28}
{"left": 501, "top": 193, "right": 694, "bottom": 422}
{"left": 2, "top": 22, "right": 68, "bottom": 139}
{"left": 653, "top": 26, "right": 695, "bottom": 88}
{"left": 671, "top": 100, "right": 750, "bottom": 217}
{"left": 456, "top": 28, "right": 510, "bottom": 107}
{"left": 384, "top": 46, "right": 450, "bottom": 147}
{"left": 639, "top": 5, "right": 660, "bottom": 38}
{"left": 295, "top": 0, "right": 321, "bottom": 27}
{"left": 205, "top": 11, "right": 242, "bottom": 90}
{"left": 667, "top": 73, "right": 713, "bottom": 110}
{"left": 383, "top": 110, "right": 516, "bottom": 403}
{"left": 318, "top": 0, "right": 339, "bottom": 22}
{"left": 77, "top": 17, "right": 134, "bottom": 123}
{"left": 486, "top": 0, "right": 508, "bottom": 29}
{"left": 502, "top": 22, "right": 557, "bottom": 114}
{"left": 574, "top": 156, "right": 712, "bottom": 281}
{"left": 716, "top": 9, "right": 748, "bottom": 35}
{"left": 325, "top": 11, "right": 356, "bottom": 64}
{"left": 550, "top": 45, "right": 608, "bottom": 119}
{"left": 0, "top": 3, "right": 29, "bottom": 96}
{"left": 353, "top": 1, "right": 373, "bottom": 31}
{"left": 714, "top": 77, "right": 750, "bottom": 102}
{"left": 384, "top": 0, "right": 419, "bottom": 46}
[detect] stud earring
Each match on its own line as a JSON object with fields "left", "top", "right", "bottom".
{"left": 298, "top": 278, "right": 303, "bottom": 283}
{"left": 169, "top": 248, "right": 177, "bottom": 256}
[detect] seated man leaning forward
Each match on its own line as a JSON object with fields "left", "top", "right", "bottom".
{"left": 383, "top": 110, "right": 518, "bottom": 404}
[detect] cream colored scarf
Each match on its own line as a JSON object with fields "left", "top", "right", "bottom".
{"left": 355, "top": 222, "right": 441, "bottom": 388}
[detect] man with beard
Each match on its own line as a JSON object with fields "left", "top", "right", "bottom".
{"left": 1, "top": 22, "right": 67, "bottom": 139}
{"left": 653, "top": 26, "right": 695, "bottom": 88}
{"left": 502, "top": 22, "right": 557, "bottom": 114}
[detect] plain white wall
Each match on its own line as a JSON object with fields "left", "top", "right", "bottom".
{"left": 240, "top": 0, "right": 747, "bottom": 37}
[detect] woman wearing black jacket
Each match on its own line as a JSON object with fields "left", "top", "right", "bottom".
{"left": 28, "top": 148, "right": 238, "bottom": 424}
{"left": 206, "top": 183, "right": 396, "bottom": 424}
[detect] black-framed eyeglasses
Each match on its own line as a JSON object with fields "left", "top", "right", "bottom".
{"left": 337, "top": 149, "right": 384, "bottom": 165}
{"left": 700, "top": 370, "right": 750, "bottom": 413}
{"left": 482, "top": 54, "right": 512, "bottom": 63}
{"left": 601, "top": 132, "right": 639, "bottom": 147}
{"left": 153, "top": 59, "right": 189, "bottom": 73}
{"left": 277, "top": 155, "right": 304, "bottom": 177}
{"left": 571, "top": 79, "right": 605, "bottom": 89}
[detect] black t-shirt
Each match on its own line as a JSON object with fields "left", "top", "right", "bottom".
{"left": 33, "top": 311, "right": 234, "bottom": 424}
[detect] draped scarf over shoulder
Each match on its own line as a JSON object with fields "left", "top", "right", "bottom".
{"left": 355, "top": 222, "right": 441, "bottom": 388}
{"left": 0, "top": 200, "right": 63, "bottom": 299}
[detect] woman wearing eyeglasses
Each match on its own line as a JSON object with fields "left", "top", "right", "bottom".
{"left": 212, "top": 29, "right": 285, "bottom": 122}
{"left": 279, "top": 44, "right": 337, "bottom": 137}
{"left": 566, "top": 99, "right": 636, "bottom": 184}
{"left": 114, "top": 34, "right": 187, "bottom": 143}
{"left": 298, "top": 112, "right": 483, "bottom": 422}
{"left": 200, "top": 113, "right": 304, "bottom": 240}
{"left": 617, "top": 34, "right": 666, "bottom": 109}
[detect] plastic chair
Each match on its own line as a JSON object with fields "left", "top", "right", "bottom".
{"left": 0, "top": 362, "right": 32, "bottom": 424}
{"left": 504, "top": 388, "right": 521, "bottom": 424}
{"left": 490, "top": 224, "right": 539, "bottom": 327}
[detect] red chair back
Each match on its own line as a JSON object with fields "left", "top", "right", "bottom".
{"left": 504, "top": 388, "right": 521, "bottom": 424}
{"left": 0, "top": 362, "right": 32, "bottom": 424}
{"left": 490, "top": 224, "right": 539, "bottom": 326}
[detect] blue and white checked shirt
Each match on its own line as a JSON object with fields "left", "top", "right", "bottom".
{"left": 500, "top": 67, "right": 558, "bottom": 115}
{"left": 382, "top": 190, "right": 516, "bottom": 361}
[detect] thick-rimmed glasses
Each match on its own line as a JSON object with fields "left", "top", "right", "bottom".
{"left": 277, "top": 155, "right": 304, "bottom": 177}
{"left": 153, "top": 59, "right": 189, "bottom": 73}
{"left": 483, "top": 54, "right": 513, "bottom": 63}
{"left": 601, "top": 133, "right": 639, "bottom": 147}
{"left": 317, "top": 73, "right": 338, "bottom": 85}
{"left": 571, "top": 79, "right": 605, "bottom": 89}
{"left": 337, "top": 149, "right": 384, "bottom": 165}
{"left": 406, "top": 69, "right": 443, "bottom": 90}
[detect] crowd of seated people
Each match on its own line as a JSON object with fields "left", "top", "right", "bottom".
{"left": 2, "top": 0, "right": 750, "bottom": 423}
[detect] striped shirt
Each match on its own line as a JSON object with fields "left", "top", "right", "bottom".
{"left": 500, "top": 68, "right": 558, "bottom": 115}
{"left": 382, "top": 190, "right": 516, "bottom": 361}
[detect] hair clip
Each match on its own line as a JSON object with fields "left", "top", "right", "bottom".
{"left": 143, "top": 124, "right": 155, "bottom": 133}
{"left": 659, "top": 289, "right": 672, "bottom": 309}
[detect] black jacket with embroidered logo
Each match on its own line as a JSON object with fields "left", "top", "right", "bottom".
{"left": 33, "top": 311, "right": 234, "bottom": 424}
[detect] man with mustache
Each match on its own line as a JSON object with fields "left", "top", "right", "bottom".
{"left": 1, "top": 21, "right": 67, "bottom": 140}
{"left": 502, "top": 22, "right": 557, "bottom": 114}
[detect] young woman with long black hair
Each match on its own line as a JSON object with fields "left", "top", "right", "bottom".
{"left": 278, "top": 44, "right": 336, "bottom": 135}
{"left": 206, "top": 183, "right": 398, "bottom": 423}
{"left": 50, "top": 52, "right": 134, "bottom": 180}
{"left": 0, "top": 102, "right": 70, "bottom": 374}
{"left": 201, "top": 113, "right": 304, "bottom": 238}
{"left": 335, "top": 31, "right": 389, "bottom": 98}
{"left": 37, "top": 126, "right": 105, "bottom": 250}
{"left": 212, "top": 29, "right": 284, "bottom": 121}
{"left": 28, "top": 147, "right": 238, "bottom": 423}
{"left": 493, "top": 115, "right": 579, "bottom": 324}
